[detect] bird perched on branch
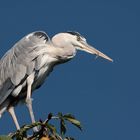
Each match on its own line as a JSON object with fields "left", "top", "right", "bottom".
{"left": 0, "top": 31, "right": 113, "bottom": 131}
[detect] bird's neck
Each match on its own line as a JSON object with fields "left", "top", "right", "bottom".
{"left": 50, "top": 43, "right": 76, "bottom": 61}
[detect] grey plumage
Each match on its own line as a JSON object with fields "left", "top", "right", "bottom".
{"left": 0, "top": 32, "right": 47, "bottom": 103}
{"left": 0, "top": 31, "right": 113, "bottom": 130}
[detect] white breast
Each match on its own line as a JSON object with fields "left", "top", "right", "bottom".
{"left": 32, "top": 55, "right": 57, "bottom": 90}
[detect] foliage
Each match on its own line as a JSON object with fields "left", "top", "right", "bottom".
{"left": 0, "top": 113, "right": 82, "bottom": 140}
{"left": 0, "top": 136, "right": 12, "bottom": 140}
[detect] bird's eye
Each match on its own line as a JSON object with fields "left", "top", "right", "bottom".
{"left": 77, "top": 36, "right": 81, "bottom": 41}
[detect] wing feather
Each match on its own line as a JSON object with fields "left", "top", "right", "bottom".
{"left": 0, "top": 31, "right": 49, "bottom": 105}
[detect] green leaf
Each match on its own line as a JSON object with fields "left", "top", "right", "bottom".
{"left": 64, "top": 137, "right": 75, "bottom": 140}
{"left": 58, "top": 112, "right": 63, "bottom": 119}
{"left": 0, "top": 136, "right": 12, "bottom": 140}
{"left": 64, "top": 118, "right": 82, "bottom": 130}
{"left": 63, "top": 114, "right": 75, "bottom": 119}
{"left": 60, "top": 119, "right": 67, "bottom": 135}
{"left": 48, "top": 113, "right": 53, "bottom": 120}
{"left": 46, "top": 123, "right": 57, "bottom": 134}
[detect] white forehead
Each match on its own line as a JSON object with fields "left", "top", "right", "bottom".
{"left": 52, "top": 32, "right": 86, "bottom": 43}
{"left": 51, "top": 33, "right": 75, "bottom": 46}
{"left": 53, "top": 33, "right": 76, "bottom": 40}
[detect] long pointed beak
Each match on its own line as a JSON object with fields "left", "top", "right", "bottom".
{"left": 80, "top": 42, "right": 113, "bottom": 62}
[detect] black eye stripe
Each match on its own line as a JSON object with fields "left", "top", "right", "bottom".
{"left": 67, "top": 31, "right": 85, "bottom": 42}
{"left": 67, "top": 31, "right": 81, "bottom": 37}
{"left": 34, "top": 31, "right": 49, "bottom": 41}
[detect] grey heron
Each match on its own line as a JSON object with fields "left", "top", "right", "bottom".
{"left": 0, "top": 31, "right": 113, "bottom": 131}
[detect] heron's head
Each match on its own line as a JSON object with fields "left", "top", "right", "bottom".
{"left": 52, "top": 31, "right": 113, "bottom": 62}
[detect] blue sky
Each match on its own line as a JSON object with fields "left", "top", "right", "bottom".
{"left": 0, "top": 0, "right": 139, "bottom": 139}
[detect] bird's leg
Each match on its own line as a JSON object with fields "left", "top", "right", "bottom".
{"left": 26, "top": 73, "right": 38, "bottom": 132}
{"left": 8, "top": 106, "right": 20, "bottom": 130}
